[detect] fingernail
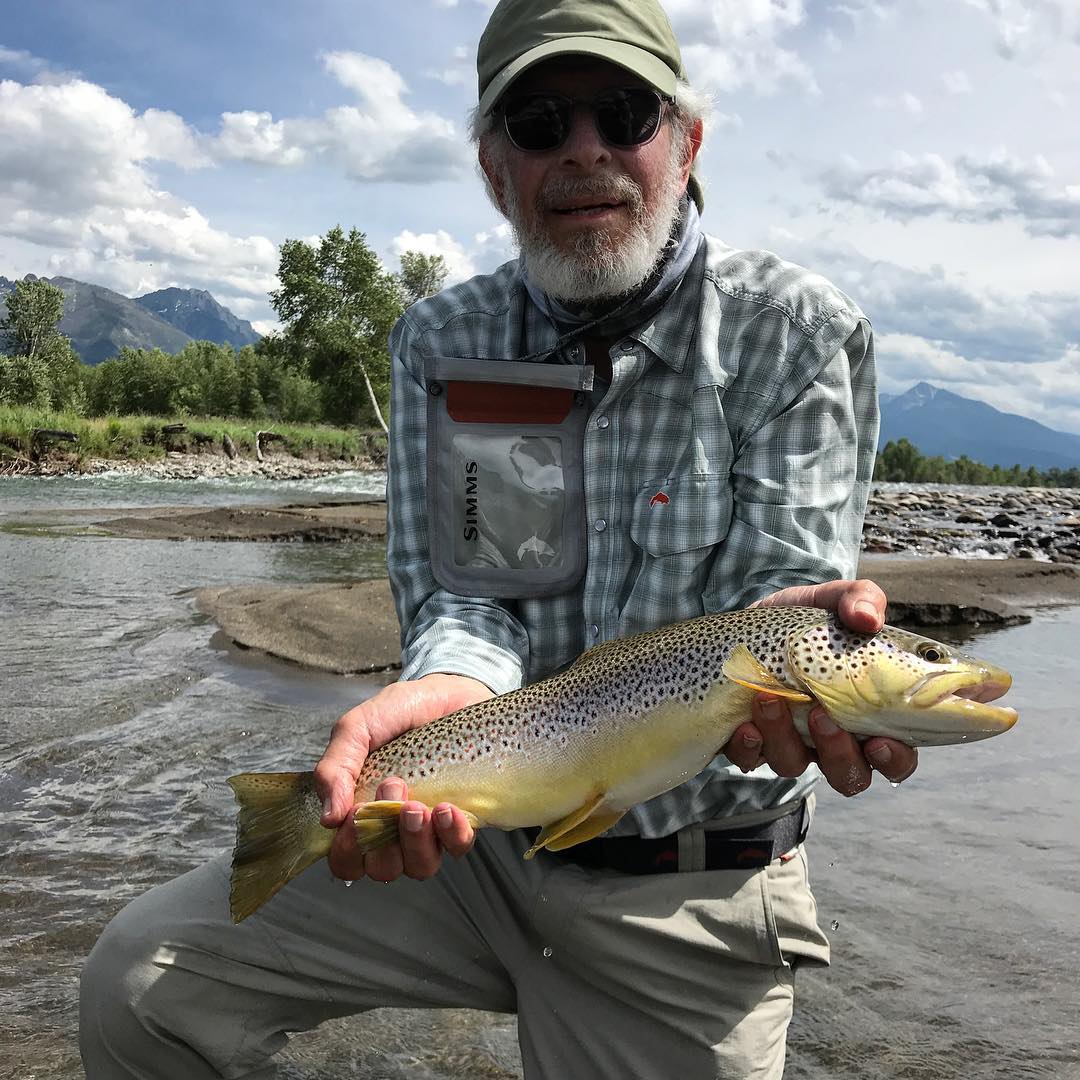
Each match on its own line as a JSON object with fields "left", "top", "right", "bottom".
{"left": 812, "top": 712, "right": 840, "bottom": 737}
{"left": 855, "top": 600, "right": 877, "bottom": 619}
{"left": 742, "top": 731, "right": 762, "bottom": 749}
{"left": 435, "top": 807, "right": 453, "bottom": 829}
{"left": 403, "top": 809, "right": 424, "bottom": 833}
{"left": 867, "top": 744, "right": 892, "bottom": 767}
{"left": 383, "top": 780, "right": 405, "bottom": 800}
{"left": 760, "top": 697, "right": 783, "bottom": 721}
{"left": 322, "top": 797, "right": 333, "bottom": 818}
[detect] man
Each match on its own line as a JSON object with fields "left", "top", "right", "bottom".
{"left": 80, "top": 1, "right": 917, "bottom": 1076}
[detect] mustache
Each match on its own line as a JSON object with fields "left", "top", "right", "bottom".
{"left": 536, "top": 172, "right": 646, "bottom": 214}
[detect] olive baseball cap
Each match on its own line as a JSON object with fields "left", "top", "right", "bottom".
{"left": 476, "top": 0, "right": 704, "bottom": 209}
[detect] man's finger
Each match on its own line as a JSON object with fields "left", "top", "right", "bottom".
{"left": 810, "top": 708, "right": 873, "bottom": 797}
{"left": 754, "top": 695, "right": 815, "bottom": 778}
{"left": 314, "top": 706, "right": 372, "bottom": 827}
{"left": 722, "top": 721, "right": 767, "bottom": 773}
{"left": 328, "top": 809, "right": 365, "bottom": 880}
{"left": 797, "top": 578, "right": 885, "bottom": 632}
{"left": 864, "top": 737, "right": 919, "bottom": 784}
{"left": 363, "top": 844, "right": 404, "bottom": 884}
{"left": 433, "top": 804, "right": 476, "bottom": 859}
{"left": 398, "top": 801, "right": 442, "bottom": 880}
{"left": 363, "top": 776, "right": 409, "bottom": 882}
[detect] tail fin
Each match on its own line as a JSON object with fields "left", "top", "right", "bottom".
{"left": 352, "top": 800, "right": 407, "bottom": 853}
{"left": 351, "top": 801, "right": 481, "bottom": 853}
{"left": 228, "top": 771, "right": 331, "bottom": 923}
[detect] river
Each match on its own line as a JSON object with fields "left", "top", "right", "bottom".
{"left": 1, "top": 475, "right": 1076, "bottom": 1079}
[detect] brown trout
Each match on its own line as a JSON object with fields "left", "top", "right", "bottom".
{"left": 228, "top": 606, "right": 1017, "bottom": 921}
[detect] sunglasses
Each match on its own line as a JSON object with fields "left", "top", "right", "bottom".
{"left": 500, "top": 88, "right": 671, "bottom": 154}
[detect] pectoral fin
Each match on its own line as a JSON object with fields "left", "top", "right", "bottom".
{"left": 722, "top": 644, "right": 813, "bottom": 702}
{"left": 524, "top": 793, "right": 608, "bottom": 859}
{"left": 544, "top": 809, "right": 625, "bottom": 851}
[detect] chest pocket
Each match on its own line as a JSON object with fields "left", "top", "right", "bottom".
{"left": 630, "top": 474, "right": 733, "bottom": 557}
{"left": 624, "top": 473, "right": 734, "bottom": 628}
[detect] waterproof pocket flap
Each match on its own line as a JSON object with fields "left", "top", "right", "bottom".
{"left": 425, "top": 357, "right": 590, "bottom": 599}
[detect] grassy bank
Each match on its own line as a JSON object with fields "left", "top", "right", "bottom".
{"left": 0, "top": 407, "right": 386, "bottom": 466}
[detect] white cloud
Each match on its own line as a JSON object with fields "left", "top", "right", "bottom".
{"left": 210, "top": 52, "right": 469, "bottom": 183}
{"left": 877, "top": 332, "right": 1080, "bottom": 431}
{"left": 961, "top": 0, "right": 1080, "bottom": 58}
{"left": 0, "top": 45, "right": 50, "bottom": 76}
{"left": 665, "top": 0, "right": 819, "bottom": 95}
{"left": 389, "top": 221, "right": 517, "bottom": 283}
{"left": 0, "top": 75, "right": 276, "bottom": 309}
{"left": 816, "top": 150, "right": 1080, "bottom": 238}
{"left": 942, "top": 69, "right": 973, "bottom": 94}
{"left": 216, "top": 111, "right": 305, "bottom": 166}
{"left": 426, "top": 45, "right": 472, "bottom": 88}
{"left": 0, "top": 79, "right": 208, "bottom": 218}
{"left": 871, "top": 91, "right": 923, "bottom": 115}
{"left": 390, "top": 228, "right": 476, "bottom": 282}
{"left": 770, "top": 229, "right": 1079, "bottom": 371}
{"left": 829, "top": 1, "right": 896, "bottom": 24}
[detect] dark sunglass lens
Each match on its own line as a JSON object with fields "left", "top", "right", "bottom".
{"left": 595, "top": 89, "right": 662, "bottom": 147}
{"left": 504, "top": 95, "right": 570, "bottom": 152}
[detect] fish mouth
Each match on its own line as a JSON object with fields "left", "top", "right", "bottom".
{"left": 904, "top": 667, "right": 1018, "bottom": 738}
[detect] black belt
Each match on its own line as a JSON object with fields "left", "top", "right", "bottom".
{"left": 536, "top": 800, "right": 808, "bottom": 874}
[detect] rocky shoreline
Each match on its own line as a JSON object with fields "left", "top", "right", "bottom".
{"left": 4, "top": 450, "right": 380, "bottom": 482}
{"left": 866, "top": 484, "right": 1080, "bottom": 562}
{"left": 22, "top": 479, "right": 1080, "bottom": 674}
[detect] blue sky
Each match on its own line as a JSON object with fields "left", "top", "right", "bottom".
{"left": 2, "top": 0, "right": 1079, "bottom": 431}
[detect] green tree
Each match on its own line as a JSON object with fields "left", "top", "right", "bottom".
{"left": 270, "top": 226, "right": 403, "bottom": 432}
{"left": 396, "top": 250, "right": 449, "bottom": 307}
{"left": 1, "top": 277, "right": 65, "bottom": 360}
{"left": 0, "top": 279, "right": 86, "bottom": 411}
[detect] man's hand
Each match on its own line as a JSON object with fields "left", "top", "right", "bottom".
{"left": 722, "top": 579, "right": 919, "bottom": 794}
{"left": 315, "top": 673, "right": 494, "bottom": 882}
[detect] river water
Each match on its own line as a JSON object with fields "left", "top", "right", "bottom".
{"left": 1, "top": 476, "right": 1077, "bottom": 1080}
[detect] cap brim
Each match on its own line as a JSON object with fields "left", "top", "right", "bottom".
{"left": 479, "top": 37, "right": 678, "bottom": 115}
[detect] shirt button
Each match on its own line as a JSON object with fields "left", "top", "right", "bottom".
{"left": 569, "top": 345, "right": 582, "bottom": 361}
{"left": 620, "top": 340, "right": 635, "bottom": 353}
{"left": 596, "top": 415, "right": 610, "bottom": 429}
{"left": 590, "top": 624, "right": 600, "bottom": 638}
{"left": 594, "top": 519, "right": 607, "bottom": 533}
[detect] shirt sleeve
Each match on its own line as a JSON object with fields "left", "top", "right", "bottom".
{"left": 704, "top": 315, "right": 878, "bottom": 611}
{"left": 386, "top": 318, "right": 530, "bottom": 694}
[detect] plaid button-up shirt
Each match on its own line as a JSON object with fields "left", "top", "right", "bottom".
{"left": 386, "top": 234, "right": 878, "bottom": 835}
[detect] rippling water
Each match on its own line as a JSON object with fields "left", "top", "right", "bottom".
{"left": 1, "top": 476, "right": 1076, "bottom": 1079}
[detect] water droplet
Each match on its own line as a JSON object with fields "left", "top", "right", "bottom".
{"left": 343, "top": 880, "right": 353, "bottom": 888}
{"left": 890, "top": 780, "right": 900, "bottom": 789}
{"left": 539, "top": 893, "right": 548, "bottom": 903}
{"left": 542, "top": 946, "right": 553, "bottom": 958}
{"left": 830, "top": 920, "right": 840, "bottom": 931}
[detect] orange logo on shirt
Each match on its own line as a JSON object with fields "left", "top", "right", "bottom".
{"left": 649, "top": 491, "right": 670, "bottom": 508}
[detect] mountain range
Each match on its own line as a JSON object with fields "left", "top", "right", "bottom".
{"left": 0, "top": 274, "right": 260, "bottom": 364}
{"left": 879, "top": 382, "right": 1080, "bottom": 471}
{"left": 1, "top": 272, "right": 1077, "bottom": 469}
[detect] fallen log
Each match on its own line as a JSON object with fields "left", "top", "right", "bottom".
{"left": 255, "top": 430, "right": 285, "bottom": 462}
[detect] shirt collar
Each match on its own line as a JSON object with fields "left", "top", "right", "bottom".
{"left": 625, "top": 238, "right": 709, "bottom": 374}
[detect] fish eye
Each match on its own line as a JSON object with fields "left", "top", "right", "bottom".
{"left": 916, "top": 642, "right": 949, "bottom": 663}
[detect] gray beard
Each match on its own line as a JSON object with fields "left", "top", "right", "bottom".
{"left": 501, "top": 159, "right": 687, "bottom": 306}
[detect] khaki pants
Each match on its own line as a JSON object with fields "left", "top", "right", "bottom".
{"left": 80, "top": 825, "right": 829, "bottom": 1079}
